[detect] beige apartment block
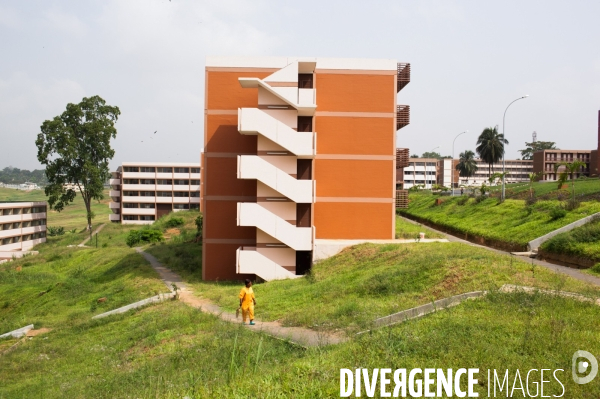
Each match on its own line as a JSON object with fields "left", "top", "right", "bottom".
{"left": 0, "top": 202, "right": 47, "bottom": 259}
{"left": 109, "top": 162, "right": 201, "bottom": 224}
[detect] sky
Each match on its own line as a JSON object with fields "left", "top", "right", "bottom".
{"left": 1, "top": 0, "right": 599, "bottom": 171}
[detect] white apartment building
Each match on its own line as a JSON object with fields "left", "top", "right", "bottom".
{"left": 0, "top": 202, "right": 47, "bottom": 259}
{"left": 438, "top": 159, "right": 533, "bottom": 187}
{"left": 109, "top": 162, "right": 201, "bottom": 225}
{"left": 403, "top": 158, "right": 439, "bottom": 189}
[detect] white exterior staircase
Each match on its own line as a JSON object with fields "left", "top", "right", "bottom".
{"left": 238, "top": 108, "right": 315, "bottom": 157}
{"left": 237, "top": 155, "right": 313, "bottom": 203}
{"left": 236, "top": 247, "right": 301, "bottom": 281}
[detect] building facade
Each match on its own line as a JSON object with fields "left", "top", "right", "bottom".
{"left": 402, "top": 158, "right": 440, "bottom": 189}
{"left": 109, "top": 162, "right": 201, "bottom": 224}
{"left": 436, "top": 158, "right": 533, "bottom": 187}
{"left": 202, "top": 56, "right": 410, "bottom": 281}
{"left": 0, "top": 202, "right": 47, "bottom": 258}
{"left": 532, "top": 150, "right": 591, "bottom": 181}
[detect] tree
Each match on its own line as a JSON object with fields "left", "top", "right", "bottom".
{"left": 554, "top": 161, "right": 586, "bottom": 205}
{"left": 420, "top": 151, "right": 453, "bottom": 160}
{"left": 527, "top": 171, "right": 543, "bottom": 199}
{"left": 476, "top": 126, "right": 508, "bottom": 178}
{"left": 488, "top": 171, "right": 507, "bottom": 186}
{"left": 410, "top": 154, "right": 419, "bottom": 158}
{"left": 519, "top": 141, "right": 558, "bottom": 160}
{"left": 36, "top": 96, "right": 120, "bottom": 233}
{"left": 455, "top": 150, "right": 478, "bottom": 182}
{"left": 421, "top": 151, "right": 442, "bottom": 159}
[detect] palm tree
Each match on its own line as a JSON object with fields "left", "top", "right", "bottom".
{"left": 455, "top": 150, "right": 478, "bottom": 184}
{"left": 476, "top": 126, "right": 508, "bottom": 178}
{"left": 554, "top": 160, "right": 587, "bottom": 203}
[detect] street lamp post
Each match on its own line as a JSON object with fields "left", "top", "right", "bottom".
{"left": 501, "top": 95, "right": 529, "bottom": 201}
{"left": 428, "top": 146, "right": 439, "bottom": 189}
{"left": 452, "top": 131, "right": 468, "bottom": 196}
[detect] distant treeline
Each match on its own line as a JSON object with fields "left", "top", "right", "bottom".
{"left": 0, "top": 167, "right": 48, "bottom": 185}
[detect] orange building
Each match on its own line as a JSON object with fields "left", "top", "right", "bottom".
{"left": 201, "top": 57, "right": 410, "bottom": 281}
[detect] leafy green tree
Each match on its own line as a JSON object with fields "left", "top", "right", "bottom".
{"left": 36, "top": 95, "right": 120, "bottom": 232}
{"left": 410, "top": 154, "right": 419, "bottom": 158}
{"left": 519, "top": 141, "right": 558, "bottom": 160}
{"left": 476, "top": 126, "right": 508, "bottom": 178}
{"left": 455, "top": 150, "right": 478, "bottom": 182}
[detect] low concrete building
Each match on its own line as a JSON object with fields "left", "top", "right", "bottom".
{"left": 0, "top": 202, "right": 47, "bottom": 259}
{"left": 437, "top": 158, "right": 533, "bottom": 187}
{"left": 109, "top": 162, "right": 201, "bottom": 225}
{"left": 403, "top": 158, "right": 439, "bottom": 189}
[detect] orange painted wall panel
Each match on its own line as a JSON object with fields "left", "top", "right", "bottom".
{"left": 203, "top": 243, "right": 254, "bottom": 281}
{"left": 204, "top": 157, "right": 256, "bottom": 197}
{"left": 314, "top": 202, "right": 393, "bottom": 239}
{"left": 205, "top": 114, "right": 257, "bottom": 153}
{"left": 315, "top": 116, "right": 394, "bottom": 155}
{"left": 314, "top": 159, "right": 393, "bottom": 198}
{"left": 204, "top": 200, "right": 255, "bottom": 240}
{"left": 316, "top": 74, "right": 394, "bottom": 113}
{"left": 207, "top": 71, "right": 272, "bottom": 110}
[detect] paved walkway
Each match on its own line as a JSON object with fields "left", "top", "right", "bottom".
{"left": 136, "top": 248, "right": 346, "bottom": 348}
{"left": 398, "top": 215, "right": 600, "bottom": 287}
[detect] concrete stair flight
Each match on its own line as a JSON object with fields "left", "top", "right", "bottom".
{"left": 237, "top": 202, "right": 312, "bottom": 251}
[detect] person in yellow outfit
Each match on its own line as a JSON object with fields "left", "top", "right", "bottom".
{"left": 238, "top": 279, "right": 256, "bottom": 325}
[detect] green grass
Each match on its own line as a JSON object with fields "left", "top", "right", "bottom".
{"left": 3, "top": 193, "right": 600, "bottom": 397}
{"left": 541, "top": 216, "right": 600, "bottom": 269}
{"left": 488, "top": 176, "right": 600, "bottom": 199}
{"left": 2, "top": 283, "right": 600, "bottom": 397}
{"left": 194, "top": 242, "right": 600, "bottom": 332}
{"left": 399, "top": 192, "right": 600, "bottom": 250}
{"left": 395, "top": 216, "right": 445, "bottom": 239}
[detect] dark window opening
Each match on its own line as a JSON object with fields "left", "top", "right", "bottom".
{"left": 295, "top": 251, "right": 312, "bottom": 275}
{"left": 298, "top": 74, "right": 313, "bottom": 89}
{"left": 297, "top": 159, "right": 312, "bottom": 180}
{"left": 297, "top": 116, "right": 312, "bottom": 132}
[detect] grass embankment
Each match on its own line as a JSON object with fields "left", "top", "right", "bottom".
{"left": 2, "top": 192, "right": 600, "bottom": 396}
{"left": 395, "top": 216, "right": 444, "bottom": 239}
{"left": 399, "top": 192, "right": 600, "bottom": 250}
{"left": 195, "top": 242, "right": 600, "bottom": 332}
{"left": 488, "top": 176, "right": 600, "bottom": 199}
{"left": 3, "top": 291, "right": 600, "bottom": 397}
{"left": 540, "top": 216, "right": 600, "bottom": 273}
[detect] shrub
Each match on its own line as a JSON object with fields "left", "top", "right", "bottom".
{"left": 474, "top": 195, "right": 486, "bottom": 204}
{"left": 564, "top": 199, "right": 581, "bottom": 211}
{"left": 591, "top": 263, "right": 600, "bottom": 273}
{"left": 195, "top": 214, "right": 204, "bottom": 237}
{"left": 525, "top": 196, "right": 537, "bottom": 206}
{"left": 164, "top": 217, "right": 184, "bottom": 228}
{"left": 126, "top": 228, "right": 164, "bottom": 247}
{"left": 549, "top": 206, "right": 567, "bottom": 220}
{"left": 457, "top": 196, "right": 469, "bottom": 206}
{"left": 47, "top": 226, "right": 65, "bottom": 236}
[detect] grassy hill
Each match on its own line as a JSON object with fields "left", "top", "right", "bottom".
{"left": 399, "top": 192, "right": 600, "bottom": 250}
{"left": 489, "top": 176, "right": 600, "bottom": 200}
{"left": 0, "top": 187, "right": 111, "bottom": 231}
{"left": 2, "top": 200, "right": 600, "bottom": 397}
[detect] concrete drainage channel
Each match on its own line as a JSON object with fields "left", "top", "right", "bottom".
{"left": 356, "top": 284, "right": 600, "bottom": 336}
